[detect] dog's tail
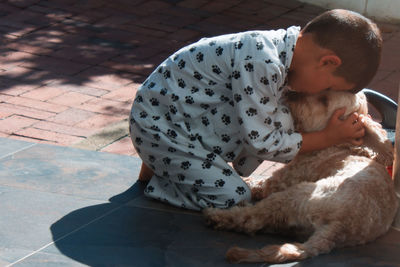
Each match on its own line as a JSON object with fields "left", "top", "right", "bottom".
{"left": 226, "top": 223, "right": 339, "bottom": 263}
{"left": 226, "top": 243, "right": 307, "bottom": 263}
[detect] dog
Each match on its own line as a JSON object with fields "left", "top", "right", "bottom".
{"left": 204, "top": 90, "right": 398, "bottom": 263}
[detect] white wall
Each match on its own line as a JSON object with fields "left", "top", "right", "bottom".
{"left": 298, "top": 0, "right": 400, "bottom": 22}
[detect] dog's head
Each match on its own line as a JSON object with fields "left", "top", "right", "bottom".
{"left": 285, "top": 90, "right": 393, "bottom": 166}
{"left": 285, "top": 90, "right": 368, "bottom": 132}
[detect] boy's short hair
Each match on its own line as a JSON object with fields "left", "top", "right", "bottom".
{"left": 302, "top": 9, "right": 382, "bottom": 93}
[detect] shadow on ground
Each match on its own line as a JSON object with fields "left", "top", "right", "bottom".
{"left": 0, "top": 0, "right": 317, "bottom": 98}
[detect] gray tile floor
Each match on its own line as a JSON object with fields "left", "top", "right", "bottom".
{"left": 1, "top": 137, "right": 400, "bottom": 267}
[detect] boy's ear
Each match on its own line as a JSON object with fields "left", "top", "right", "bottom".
{"left": 319, "top": 54, "right": 342, "bottom": 68}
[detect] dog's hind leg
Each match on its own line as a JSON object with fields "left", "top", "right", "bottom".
{"left": 225, "top": 222, "right": 341, "bottom": 263}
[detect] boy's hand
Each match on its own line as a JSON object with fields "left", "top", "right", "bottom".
{"left": 299, "top": 108, "right": 365, "bottom": 154}
{"left": 324, "top": 107, "right": 365, "bottom": 146}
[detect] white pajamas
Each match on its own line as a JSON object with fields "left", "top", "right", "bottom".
{"left": 129, "top": 26, "right": 303, "bottom": 210}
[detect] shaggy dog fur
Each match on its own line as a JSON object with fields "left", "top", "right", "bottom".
{"left": 204, "top": 90, "right": 398, "bottom": 264}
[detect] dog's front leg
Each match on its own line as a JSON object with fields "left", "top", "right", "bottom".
{"left": 204, "top": 204, "right": 266, "bottom": 234}
{"left": 246, "top": 171, "right": 296, "bottom": 200}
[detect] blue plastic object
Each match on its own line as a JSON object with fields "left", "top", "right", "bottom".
{"left": 362, "top": 88, "right": 397, "bottom": 144}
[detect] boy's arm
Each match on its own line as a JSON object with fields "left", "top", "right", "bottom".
{"left": 299, "top": 108, "right": 365, "bottom": 154}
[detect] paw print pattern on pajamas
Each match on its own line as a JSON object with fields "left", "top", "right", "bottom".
{"left": 260, "top": 77, "right": 269, "bottom": 85}
{"left": 178, "top": 78, "right": 186, "bottom": 88}
{"left": 202, "top": 116, "right": 210, "bottom": 126}
{"left": 150, "top": 98, "right": 159, "bottom": 106}
{"left": 235, "top": 186, "right": 247, "bottom": 195}
{"left": 160, "top": 88, "right": 168, "bottom": 96}
{"left": 163, "top": 157, "right": 171, "bottom": 165}
{"left": 248, "top": 130, "right": 260, "bottom": 140}
{"left": 213, "top": 146, "right": 222, "bottom": 154}
{"left": 207, "top": 152, "right": 216, "bottom": 161}
{"left": 148, "top": 155, "right": 156, "bottom": 162}
{"left": 171, "top": 94, "right": 179, "bottom": 101}
{"left": 150, "top": 125, "right": 160, "bottom": 131}
{"left": 145, "top": 185, "right": 154, "bottom": 193}
{"left": 200, "top": 104, "right": 209, "bottom": 110}
{"left": 212, "top": 65, "right": 222, "bottom": 74}
{"left": 135, "top": 95, "right": 143, "bottom": 103}
{"left": 191, "top": 86, "right": 199, "bottom": 93}
{"left": 271, "top": 73, "right": 278, "bottom": 83}
{"left": 181, "top": 161, "right": 191, "bottom": 170}
{"left": 232, "top": 70, "right": 241, "bottom": 79}
{"left": 178, "top": 59, "right": 186, "bottom": 69}
{"left": 194, "top": 179, "right": 205, "bottom": 186}
{"left": 279, "top": 51, "right": 287, "bottom": 62}
{"left": 234, "top": 94, "right": 242, "bottom": 102}
{"left": 274, "top": 121, "right": 282, "bottom": 129}
{"left": 167, "top": 129, "right": 177, "bottom": 139}
{"left": 244, "top": 63, "right": 254, "bottom": 72}
{"left": 215, "top": 46, "right": 223, "bottom": 56}
{"left": 257, "top": 148, "right": 268, "bottom": 155}
{"left": 185, "top": 96, "right": 194, "bottom": 104}
{"left": 139, "top": 111, "right": 148, "bottom": 118}
{"left": 169, "top": 105, "right": 177, "bottom": 114}
{"left": 234, "top": 41, "right": 243, "bottom": 49}
{"left": 193, "top": 71, "right": 203, "bottom": 80}
{"left": 202, "top": 161, "right": 212, "bottom": 169}
{"left": 225, "top": 152, "right": 235, "bottom": 160}
{"left": 264, "top": 117, "right": 272, "bottom": 125}
{"left": 196, "top": 52, "right": 204, "bottom": 62}
{"left": 244, "top": 86, "right": 253, "bottom": 95}
{"left": 215, "top": 179, "right": 225, "bottom": 187}
{"left": 153, "top": 134, "right": 160, "bottom": 141}
{"left": 282, "top": 147, "right": 292, "bottom": 154}
{"left": 163, "top": 70, "right": 170, "bottom": 79}
{"left": 135, "top": 137, "right": 143, "bottom": 146}
{"left": 222, "top": 169, "right": 232, "bottom": 176}
{"left": 205, "top": 88, "right": 214, "bottom": 97}
{"left": 220, "top": 96, "right": 230, "bottom": 103}
{"left": 225, "top": 199, "right": 235, "bottom": 207}
{"left": 178, "top": 174, "right": 186, "bottom": 181}
{"left": 246, "top": 108, "right": 257, "bottom": 116}
{"left": 221, "top": 134, "right": 231, "bottom": 143}
{"left": 260, "top": 96, "right": 269, "bottom": 104}
{"left": 221, "top": 114, "right": 231, "bottom": 125}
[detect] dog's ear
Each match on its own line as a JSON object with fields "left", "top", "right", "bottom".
{"left": 355, "top": 92, "right": 368, "bottom": 116}
{"left": 362, "top": 116, "right": 394, "bottom": 166}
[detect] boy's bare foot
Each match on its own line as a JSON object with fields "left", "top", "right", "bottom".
{"left": 138, "top": 163, "right": 154, "bottom": 182}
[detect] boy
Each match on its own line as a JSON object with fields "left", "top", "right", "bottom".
{"left": 129, "top": 9, "right": 382, "bottom": 210}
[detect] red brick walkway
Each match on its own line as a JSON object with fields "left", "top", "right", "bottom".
{"left": 0, "top": 0, "right": 399, "bottom": 174}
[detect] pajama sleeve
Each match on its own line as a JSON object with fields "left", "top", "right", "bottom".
{"left": 231, "top": 60, "right": 302, "bottom": 164}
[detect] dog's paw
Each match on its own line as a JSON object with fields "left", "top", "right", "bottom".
{"left": 203, "top": 208, "right": 231, "bottom": 230}
{"left": 203, "top": 208, "right": 219, "bottom": 227}
{"left": 243, "top": 177, "right": 267, "bottom": 200}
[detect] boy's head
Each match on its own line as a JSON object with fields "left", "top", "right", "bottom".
{"left": 288, "top": 9, "right": 382, "bottom": 94}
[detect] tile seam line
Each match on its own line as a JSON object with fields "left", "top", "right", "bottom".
{"left": 0, "top": 142, "right": 36, "bottom": 161}
{"left": 6, "top": 204, "right": 125, "bottom": 267}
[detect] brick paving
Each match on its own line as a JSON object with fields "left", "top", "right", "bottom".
{"left": 0, "top": 0, "right": 399, "bottom": 173}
